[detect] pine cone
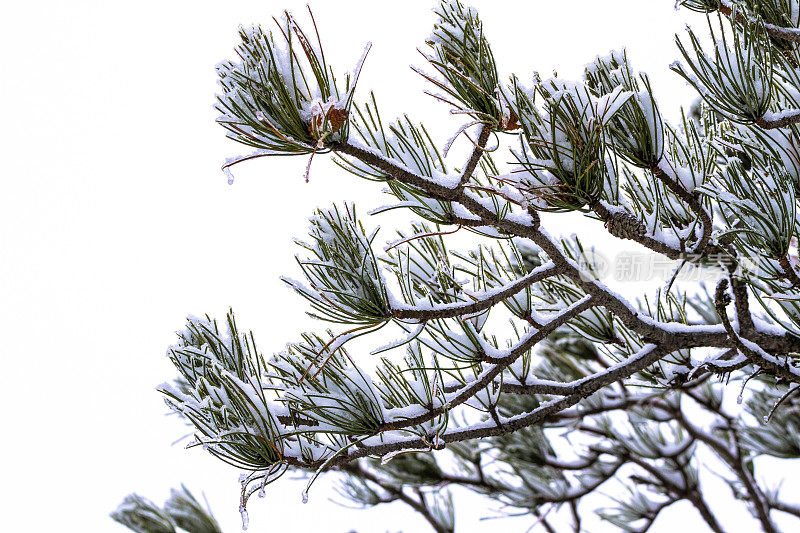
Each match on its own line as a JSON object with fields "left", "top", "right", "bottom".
{"left": 606, "top": 211, "right": 646, "bottom": 240}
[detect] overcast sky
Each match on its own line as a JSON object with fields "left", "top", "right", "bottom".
{"left": 1, "top": 1, "right": 778, "bottom": 531}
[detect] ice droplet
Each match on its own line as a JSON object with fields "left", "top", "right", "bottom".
{"left": 258, "top": 487, "right": 266, "bottom": 498}
{"left": 224, "top": 166, "right": 235, "bottom": 185}
{"left": 763, "top": 415, "right": 770, "bottom": 425}
{"left": 239, "top": 506, "right": 250, "bottom": 530}
{"left": 301, "top": 490, "right": 309, "bottom": 504}
{"left": 736, "top": 394, "right": 743, "bottom": 405}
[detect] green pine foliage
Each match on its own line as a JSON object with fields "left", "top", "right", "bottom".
{"left": 115, "top": 1, "right": 800, "bottom": 532}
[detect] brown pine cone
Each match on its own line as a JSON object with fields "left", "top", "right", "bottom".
{"left": 606, "top": 211, "right": 646, "bottom": 240}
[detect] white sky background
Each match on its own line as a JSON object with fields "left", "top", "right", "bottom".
{"left": 2, "top": 1, "right": 796, "bottom": 532}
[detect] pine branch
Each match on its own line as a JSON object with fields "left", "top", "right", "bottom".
{"left": 719, "top": 1, "right": 800, "bottom": 44}
{"left": 755, "top": 110, "right": 800, "bottom": 129}
{"left": 370, "top": 295, "right": 596, "bottom": 433}
{"left": 716, "top": 279, "right": 800, "bottom": 385}
{"left": 652, "top": 157, "right": 713, "bottom": 255}
{"left": 670, "top": 396, "right": 778, "bottom": 533}
{"left": 148, "top": 4, "right": 800, "bottom": 531}
{"left": 457, "top": 123, "right": 492, "bottom": 188}
{"left": 336, "top": 129, "right": 800, "bottom": 358}
{"left": 390, "top": 261, "right": 557, "bottom": 320}
{"left": 342, "top": 461, "right": 453, "bottom": 533}
{"left": 305, "top": 344, "right": 666, "bottom": 469}
{"left": 772, "top": 500, "right": 800, "bottom": 519}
